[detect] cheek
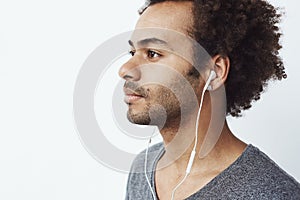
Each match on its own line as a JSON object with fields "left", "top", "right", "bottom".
{"left": 145, "top": 77, "right": 197, "bottom": 105}
{"left": 140, "top": 67, "right": 177, "bottom": 86}
{"left": 138, "top": 58, "right": 188, "bottom": 85}
{"left": 146, "top": 85, "right": 174, "bottom": 100}
{"left": 138, "top": 62, "right": 201, "bottom": 103}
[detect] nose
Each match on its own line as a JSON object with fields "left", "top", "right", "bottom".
{"left": 118, "top": 57, "right": 142, "bottom": 81}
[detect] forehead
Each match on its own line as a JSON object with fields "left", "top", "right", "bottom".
{"left": 130, "top": 1, "right": 194, "bottom": 58}
{"left": 135, "top": 1, "right": 193, "bottom": 36}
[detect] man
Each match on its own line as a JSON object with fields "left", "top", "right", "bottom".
{"left": 119, "top": 0, "right": 300, "bottom": 199}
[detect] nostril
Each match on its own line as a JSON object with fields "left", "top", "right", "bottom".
{"left": 118, "top": 61, "right": 132, "bottom": 79}
{"left": 123, "top": 74, "right": 133, "bottom": 80}
{"left": 118, "top": 67, "right": 133, "bottom": 80}
{"left": 118, "top": 59, "right": 141, "bottom": 81}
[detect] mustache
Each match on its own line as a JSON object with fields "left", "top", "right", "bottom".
{"left": 123, "top": 82, "right": 148, "bottom": 97}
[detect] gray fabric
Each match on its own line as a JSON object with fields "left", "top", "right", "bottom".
{"left": 125, "top": 143, "right": 300, "bottom": 199}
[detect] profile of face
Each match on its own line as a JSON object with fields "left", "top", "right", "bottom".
{"left": 119, "top": 2, "right": 203, "bottom": 127}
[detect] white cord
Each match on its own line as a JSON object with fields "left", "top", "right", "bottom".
{"left": 145, "top": 71, "right": 215, "bottom": 200}
{"left": 170, "top": 72, "right": 213, "bottom": 200}
{"left": 144, "top": 136, "right": 157, "bottom": 200}
{"left": 170, "top": 172, "right": 188, "bottom": 200}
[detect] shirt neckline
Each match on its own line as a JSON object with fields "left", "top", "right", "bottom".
{"left": 151, "top": 143, "right": 254, "bottom": 199}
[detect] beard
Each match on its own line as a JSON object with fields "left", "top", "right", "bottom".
{"left": 125, "top": 72, "right": 199, "bottom": 128}
{"left": 127, "top": 85, "right": 180, "bottom": 126}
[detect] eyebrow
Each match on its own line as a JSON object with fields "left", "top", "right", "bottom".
{"left": 128, "top": 38, "right": 172, "bottom": 50}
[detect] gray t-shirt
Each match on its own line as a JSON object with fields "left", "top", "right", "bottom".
{"left": 125, "top": 143, "right": 300, "bottom": 199}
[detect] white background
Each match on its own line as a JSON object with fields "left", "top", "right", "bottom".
{"left": 0, "top": 0, "right": 299, "bottom": 199}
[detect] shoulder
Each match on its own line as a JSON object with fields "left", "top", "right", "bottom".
{"left": 125, "top": 142, "right": 164, "bottom": 199}
{"left": 199, "top": 145, "right": 300, "bottom": 199}
{"left": 129, "top": 142, "right": 164, "bottom": 174}
{"left": 230, "top": 144, "right": 300, "bottom": 199}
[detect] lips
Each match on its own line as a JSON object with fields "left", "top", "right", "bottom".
{"left": 123, "top": 88, "right": 145, "bottom": 104}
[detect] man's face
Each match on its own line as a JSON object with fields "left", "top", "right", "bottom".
{"left": 119, "top": 1, "right": 201, "bottom": 126}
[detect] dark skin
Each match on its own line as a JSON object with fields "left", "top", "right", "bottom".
{"left": 119, "top": 2, "right": 246, "bottom": 200}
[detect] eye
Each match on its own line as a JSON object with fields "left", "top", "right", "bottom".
{"left": 147, "top": 50, "right": 161, "bottom": 59}
{"left": 129, "top": 50, "right": 135, "bottom": 56}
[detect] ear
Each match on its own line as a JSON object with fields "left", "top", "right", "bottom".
{"left": 209, "top": 55, "right": 230, "bottom": 91}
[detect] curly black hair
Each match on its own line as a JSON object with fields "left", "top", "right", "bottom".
{"left": 140, "top": 0, "right": 287, "bottom": 117}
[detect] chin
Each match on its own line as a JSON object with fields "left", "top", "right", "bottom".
{"left": 127, "top": 111, "right": 151, "bottom": 125}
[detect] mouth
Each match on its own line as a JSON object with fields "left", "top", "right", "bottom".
{"left": 123, "top": 88, "right": 145, "bottom": 104}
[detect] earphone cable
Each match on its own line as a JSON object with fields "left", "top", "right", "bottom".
{"left": 170, "top": 72, "right": 213, "bottom": 200}
{"left": 144, "top": 135, "right": 157, "bottom": 200}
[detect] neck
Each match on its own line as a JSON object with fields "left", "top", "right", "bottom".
{"left": 156, "top": 92, "right": 246, "bottom": 175}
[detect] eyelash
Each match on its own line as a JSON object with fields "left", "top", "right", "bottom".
{"left": 128, "top": 49, "right": 162, "bottom": 59}
{"left": 147, "top": 50, "right": 161, "bottom": 59}
{"left": 129, "top": 50, "right": 135, "bottom": 56}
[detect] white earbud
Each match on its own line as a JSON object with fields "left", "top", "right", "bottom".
{"left": 206, "top": 71, "right": 217, "bottom": 91}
